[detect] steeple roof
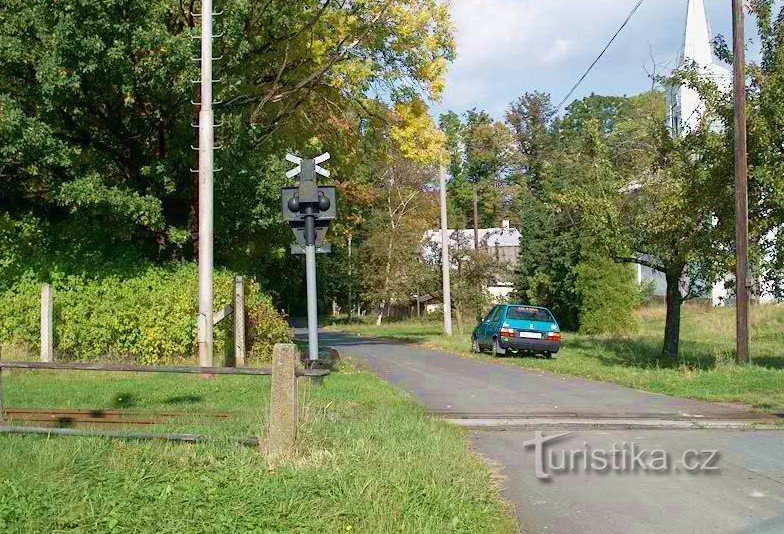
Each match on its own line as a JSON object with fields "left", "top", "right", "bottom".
{"left": 682, "top": 0, "right": 714, "bottom": 67}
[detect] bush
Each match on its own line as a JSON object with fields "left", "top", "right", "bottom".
{"left": 0, "top": 263, "right": 290, "bottom": 364}
{"left": 575, "top": 256, "right": 639, "bottom": 335}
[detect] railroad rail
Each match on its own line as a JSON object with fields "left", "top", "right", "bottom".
{"left": 0, "top": 359, "right": 329, "bottom": 443}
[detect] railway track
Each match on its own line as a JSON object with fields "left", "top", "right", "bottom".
{"left": 1, "top": 408, "right": 234, "bottom": 428}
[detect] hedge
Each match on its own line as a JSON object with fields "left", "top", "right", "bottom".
{"left": 0, "top": 263, "right": 291, "bottom": 364}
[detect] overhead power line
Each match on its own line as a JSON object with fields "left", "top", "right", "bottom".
{"left": 555, "top": 0, "right": 647, "bottom": 112}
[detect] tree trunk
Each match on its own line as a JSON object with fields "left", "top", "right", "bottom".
{"left": 662, "top": 269, "right": 684, "bottom": 360}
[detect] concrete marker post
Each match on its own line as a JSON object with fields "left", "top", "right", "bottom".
{"left": 267, "top": 343, "right": 298, "bottom": 456}
{"left": 40, "top": 283, "right": 53, "bottom": 363}
{"left": 234, "top": 276, "right": 246, "bottom": 367}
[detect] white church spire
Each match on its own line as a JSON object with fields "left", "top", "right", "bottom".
{"left": 666, "top": 0, "right": 731, "bottom": 136}
{"left": 682, "top": 0, "right": 714, "bottom": 67}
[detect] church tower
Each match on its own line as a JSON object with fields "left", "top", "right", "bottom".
{"left": 666, "top": 0, "right": 732, "bottom": 136}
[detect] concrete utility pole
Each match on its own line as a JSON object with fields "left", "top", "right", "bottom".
{"left": 197, "top": 0, "right": 215, "bottom": 366}
{"left": 439, "top": 166, "right": 453, "bottom": 336}
{"left": 732, "top": 0, "right": 750, "bottom": 364}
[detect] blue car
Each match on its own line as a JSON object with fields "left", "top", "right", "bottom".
{"left": 472, "top": 304, "right": 561, "bottom": 358}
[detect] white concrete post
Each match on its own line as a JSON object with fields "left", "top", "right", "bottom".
{"left": 40, "top": 283, "right": 53, "bottom": 362}
{"left": 234, "top": 276, "right": 246, "bottom": 367}
{"left": 197, "top": 0, "right": 215, "bottom": 366}
{"left": 439, "top": 166, "right": 453, "bottom": 336}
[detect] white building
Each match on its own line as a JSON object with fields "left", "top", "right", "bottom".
{"left": 638, "top": 0, "right": 733, "bottom": 305}
{"left": 423, "top": 220, "right": 520, "bottom": 302}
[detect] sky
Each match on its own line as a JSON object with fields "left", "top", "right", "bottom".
{"left": 433, "top": 0, "right": 751, "bottom": 119}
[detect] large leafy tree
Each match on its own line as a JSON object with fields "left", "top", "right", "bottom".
{"left": 0, "top": 0, "right": 454, "bottom": 295}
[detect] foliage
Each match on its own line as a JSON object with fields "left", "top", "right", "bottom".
{"left": 247, "top": 296, "right": 292, "bottom": 363}
{"left": 575, "top": 255, "right": 639, "bottom": 335}
{"left": 0, "top": 0, "right": 456, "bottom": 313}
{"left": 446, "top": 239, "right": 500, "bottom": 328}
{"left": 0, "top": 263, "right": 290, "bottom": 364}
{"left": 360, "top": 151, "right": 439, "bottom": 323}
{"left": 439, "top": 109, "right": 518, "bottom": 228}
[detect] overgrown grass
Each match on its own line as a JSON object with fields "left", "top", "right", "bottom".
{"left": 0, "top": 365, "right": 515, "bottom": 532}
{"left": 326, "top": 305, "right": 784, "bottom": 413}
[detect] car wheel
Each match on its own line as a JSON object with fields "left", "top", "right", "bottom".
{"left": 544, "top": 352, "right": 554, "bottom": 360}
{"left": 492, "top": 338, "right": 506, "bottom": 358}
{"left": 471, "top": 336, "right": 482, "bottom": 353}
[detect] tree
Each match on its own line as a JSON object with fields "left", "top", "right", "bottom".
{"left": 506, "top": 92, "right": 553, "bottom": 196}
{"left": 0, "top": 0, "right": 455, "bottom": 302}
{"left": 568, "top": 94, "right": 729, "bottom": 359}
{"left": 361, "top": 151, "right": 438, "bottom": 324}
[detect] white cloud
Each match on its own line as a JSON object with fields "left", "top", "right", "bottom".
{"left": 435, "top": 0, "right": 738, "bottom": 119}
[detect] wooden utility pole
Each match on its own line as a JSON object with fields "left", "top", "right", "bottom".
{"left": 472, "top": 185, "right": 480, "bottom": 250}
{"left": 733, "top": 0, "right": 750, "bottom": 364}
{"left": 439, "top": 166, "right": 453, "bottom": 336}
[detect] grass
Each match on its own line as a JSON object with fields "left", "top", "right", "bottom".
{"left": 0, "top": 364, "right": 516, "bottom": 532}
{"left": 326, "top": 305, "right": 784, "bottom": 414}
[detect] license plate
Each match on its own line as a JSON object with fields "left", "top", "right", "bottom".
{"left": 519, "top": 332, "right": 543, "bottom": 339}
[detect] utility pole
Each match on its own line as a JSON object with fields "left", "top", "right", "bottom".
{"left": 733, "top": 0, "right": 750, "bottom": 364}
{"left": 439, "top": 166, "right": 453, "bottom": 336}
{"left": 196, "top": 0, "right": 216, "bottom": 366}
{"left": 472, "top": 185, "right": 480, "bottom": 250}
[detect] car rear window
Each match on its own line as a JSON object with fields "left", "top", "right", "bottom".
{"left": 505, "top": 306, "right": 553, "bottom": 322}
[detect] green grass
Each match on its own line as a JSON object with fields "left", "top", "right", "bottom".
{"left": 326, "top": 305, "right": 784, "bottom": 414}
{"left": 0, "top": 365, "right": 515, "bottom": 532}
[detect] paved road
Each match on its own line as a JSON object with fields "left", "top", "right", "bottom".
{"left": 317, "top": 330, "right": 784, "bottom": 534}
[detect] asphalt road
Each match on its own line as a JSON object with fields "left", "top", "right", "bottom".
{"left": 316, "top": 330, "right": 784, "bottom": 534}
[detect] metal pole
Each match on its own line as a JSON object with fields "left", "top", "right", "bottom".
{"left": 197, "top": 0, "right": 215, "bottom": 366}
{"left": 439, "top": 166, "right": 453, "bottom": 336}
{"left": 733, "top": 0, "right": 750, "bottom": 364}
{"left": 305, "top": 210, "right": 319, "bottom": 361}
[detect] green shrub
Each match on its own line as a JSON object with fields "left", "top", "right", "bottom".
{"left": 575, "top": 256, "right": 639, "bottom": 335}
{"left": 0, "top": 263, "right": 290, "bottom": 364}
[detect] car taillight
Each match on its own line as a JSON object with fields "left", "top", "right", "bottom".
{"left": 547, "top": 332, "right": 561, "bottom": 342}
{"left": 500, "top": 328, "right": 515, "bottom": 338}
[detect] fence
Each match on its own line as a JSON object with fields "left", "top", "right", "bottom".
{"left": 0, "top": 344, "right": 326, "bottom": 456}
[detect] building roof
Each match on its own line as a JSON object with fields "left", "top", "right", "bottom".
{"left": 423, "top": 225, "right": 521, "bottom": 251}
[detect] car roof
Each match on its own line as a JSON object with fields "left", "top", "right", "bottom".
{"left": 503, "top": 304, "right": 550, "bottom": 311}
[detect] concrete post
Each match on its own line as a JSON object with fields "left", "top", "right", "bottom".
{"left": 267, "top": 343, "right": 298, "bottom": 456}
{"left": 234, "top": 277, "right": 246, "bottom": 367}
{"left": 439, "top": 166, "right": 453, "bottom": 336}
{"left": 40, "top": 284, "right": 53, "bottom": 362}
{"left": 197, "top": 0, "right": 215, "bottom": 366}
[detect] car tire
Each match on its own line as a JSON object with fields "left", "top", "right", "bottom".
{"left": 471, "top": 336, "right": 482, "bottom": 354}
{"left": 492, "top": 338, "right": 506, "bottom": 358}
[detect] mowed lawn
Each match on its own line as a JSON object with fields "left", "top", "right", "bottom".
{"left": 327, "top": 305, "right": 784, "bottom": 413}
{"left": 0, "top": 365, "right": 515, "bottom": 533}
